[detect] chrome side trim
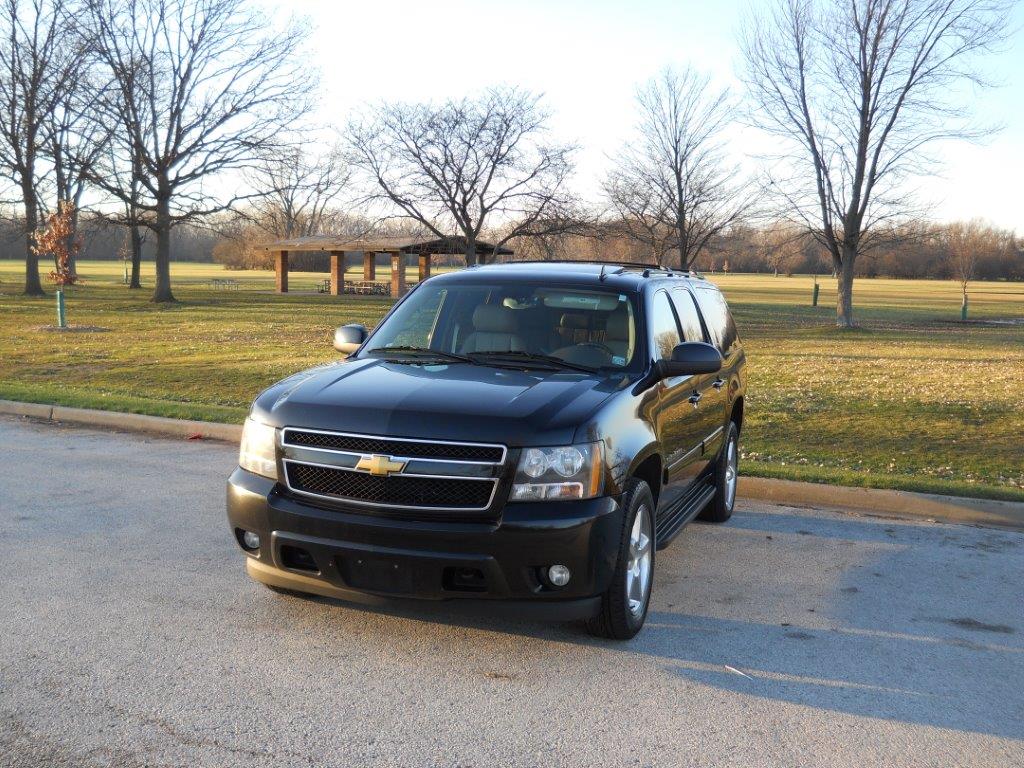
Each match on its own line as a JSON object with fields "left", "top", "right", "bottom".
{"left": 667, "top": 443, "right": 702, "bottom": 472}
{"left": 702, "top": 425, "right": 724, "bottom": 446}
{"left": 282, "top": 459, "right": 500, "bottom": 512}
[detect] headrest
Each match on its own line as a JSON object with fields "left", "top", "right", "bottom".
{"left": 606, "top": 311, "right": 630, "bottom": 341}
{"left": 472, "top": 304, "right": 518, "bottom": 333}
{"left": 559, "top": 313, "right": 589, "bottom": 330}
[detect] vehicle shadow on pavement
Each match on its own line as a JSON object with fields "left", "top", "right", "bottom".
{"left": 635, "top": 507, "right": 1023, "bottom": 741}
{"left": 640, "top": 610, "right": 1023, "bottom": 741}
{"left": 280, "top": 506, "right": 1024, "bottom": 742}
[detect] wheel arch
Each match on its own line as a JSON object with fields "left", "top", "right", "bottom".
{"left": 730, "top": 395, "right": 744, "bottom": 434}
{"left": 628, "top": 449, "right": 663, "bottom": 508}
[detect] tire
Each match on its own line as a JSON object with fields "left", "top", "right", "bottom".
{"left": 586, "top": 478, "right": 655, "bottom": 640}
{"left": 699, "top": 421, "right": 739, "bottom": 523}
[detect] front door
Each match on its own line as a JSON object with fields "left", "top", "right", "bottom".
{"left": 648, "top": 291, "right": 705, "bottom": 513}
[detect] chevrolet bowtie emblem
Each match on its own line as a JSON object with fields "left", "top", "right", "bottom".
{"left": 355, "top": 454, "right": 407, "bottom": 477}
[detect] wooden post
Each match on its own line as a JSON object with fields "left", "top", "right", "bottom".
{"left": 363, "top": 251, "right": 376, "bottom": 281}
{"left": 390, "top": 251, "right": 407, "bottom": 298}
{"left": 275, "top": 250, "right": 288, "bottom": 293}
{"left": 330, "top": 251, "right": 344, "bottom": 296}
{"left": 418, "top": 254, "right": 431, "bottom": 282}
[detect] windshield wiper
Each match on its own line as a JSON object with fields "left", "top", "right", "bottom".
{"left": 365, "top": 346, "right": 474, "bottom": 364}
{"left": 466, "top": 350, "right": 598, "bottom": 373}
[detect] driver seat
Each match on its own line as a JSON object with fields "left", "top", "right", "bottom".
{"left": 606, "top": 308, "right": 632, "bottom": 360}
{"left": 460, "top": 305, "right": 526, "bottom": 353}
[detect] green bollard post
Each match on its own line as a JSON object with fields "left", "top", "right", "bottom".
{"left": 56, "top": 290, "right": 66, "bottom": 328}
{"left": 961, "top": 295, "right": 968, "bottom": 321}
{"left": 812, "top": 280, "right": 820, "bottom": 307}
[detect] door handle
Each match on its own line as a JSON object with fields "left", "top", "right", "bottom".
{"left": 712, "top": 377, "right": 726, "bottom": 390}
{"left": 688, "top": 391, "right": 702, "bottom": 408}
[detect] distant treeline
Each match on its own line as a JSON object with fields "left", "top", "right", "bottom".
{"left": 0, "top": 216, "right": 218, "bottom": 265}
{"left": 4, "top": 213, "right": 1021, "bottom": 281}
{"left": 507, "top": 221, "right": 1024, "bottom": 281}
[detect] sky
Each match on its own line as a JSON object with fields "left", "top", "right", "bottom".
{"left": 282, "top": 0, "right": 1024, "bottom": 232}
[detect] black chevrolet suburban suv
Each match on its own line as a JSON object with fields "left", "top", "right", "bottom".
{"left": 227, "top": 262, "right": 746, "bottom": 638}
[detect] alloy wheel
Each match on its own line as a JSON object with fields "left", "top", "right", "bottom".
{"left": 724, "top": 437, "right": 738, "bottom": 510}
{"left": 626, "top": 504, "right": 652, "bottom": 617}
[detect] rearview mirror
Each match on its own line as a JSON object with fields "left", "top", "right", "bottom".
{"left": 333, "top": 324, "right": 367, "bottom": 355}
{"left": 657, "top": 342, "right": 722, "bottom": 378}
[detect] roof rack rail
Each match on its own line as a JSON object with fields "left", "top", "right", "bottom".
{"left": 489, "top": 258, "right": 705, "bottom": 280}
{"left": 500, "top": 259, "right": 666, "bottom": 269}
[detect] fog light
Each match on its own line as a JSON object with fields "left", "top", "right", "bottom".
{"left": 547, "top": 564, "right": 571, "bottom": 587}
{"left": 242, "top": 530, "right": 260, "bottom": 550}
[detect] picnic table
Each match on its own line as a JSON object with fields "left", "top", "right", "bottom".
{"left": 209, "top": 278, "right": 239, "bottom": 290}
{"left": 344, "top": 280, "right": 390, "bottom": 296}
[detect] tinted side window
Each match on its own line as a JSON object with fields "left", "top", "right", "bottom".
{"left": 692, "top": 287, "right": 738, "bottom": 355}
{"left": 669, "top": 289, "right": 706, "bottom": 343}
{"left": 649, "top": 291, "right": 681, "bottom": 359}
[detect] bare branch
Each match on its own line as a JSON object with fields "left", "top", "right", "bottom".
{"left": 346, "top": 87, "right": 577, "bottom": 266}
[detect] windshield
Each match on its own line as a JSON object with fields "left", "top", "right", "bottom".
{"left": 360, "top": 281, "right": 639, "bottom": 371}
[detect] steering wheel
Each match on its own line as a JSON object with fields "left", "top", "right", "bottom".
{"left": 576, "top": 341, "right": 614, "bottom": 356}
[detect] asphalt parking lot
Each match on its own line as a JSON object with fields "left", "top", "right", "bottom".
{"left": 1, "top": 415, "right": 1022, "bottom": 767}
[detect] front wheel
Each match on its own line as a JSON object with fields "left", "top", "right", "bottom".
{"left": 587, "top": 478, "right": 655, "bottom": 640}
{"left": 699, "top": 421, "right": 739, "bottom": 523}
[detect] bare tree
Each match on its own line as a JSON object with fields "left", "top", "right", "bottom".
{"left": 347, "top": 87, "right": 576, "bottom": 266}
{"left": 603, "top": 171, "right": 674, "bottom": 264}
{"left": 605, "top": 68, "right": 752, "bottom": 271}
{"left": 498, "top": 204, "right": 597, "bottom": 261}
{"left": 945, "top": 219, "right": 1003, "bottom": 318}
{"left": 0, "top": 0, "right": 81, "bottom": 295}
{"left": 90, "top": 137, "right": 147, "bottom": 287}
{"left": 42, "top": 66, "right": 112, "bottom": 276}
{"left": 245, "top": 145, "right": 350, "bottom": 238}
{"left": 88, "top": 0, "right": 311, "bottom": 302}
{"left": 758, "top": 222, "right": 805, "bottom": 276}
{"left": 742, "top": 0, "right": 1010, "bottom": 327}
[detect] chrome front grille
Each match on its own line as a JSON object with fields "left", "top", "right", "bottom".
{"left": 284, "top": 429, "right": 505, "bottom": 463}
{"left": 279, "top": 428, "right": 507, "bottom": 516}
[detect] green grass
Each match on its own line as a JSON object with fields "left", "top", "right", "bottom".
{"left": 2, "top": 260, "right": 1022, "bottom": 501}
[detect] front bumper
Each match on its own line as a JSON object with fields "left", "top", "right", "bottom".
{"left": 226, "top": 468, "right": 624, "bottom": 619}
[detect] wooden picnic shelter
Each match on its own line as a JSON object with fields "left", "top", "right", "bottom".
{"left": 262, "top": 236, "right": 513, "bottom": 298}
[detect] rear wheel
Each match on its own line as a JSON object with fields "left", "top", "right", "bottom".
{"left": 700, "top": 421, "right": 739, "bottom": 523}
{"left": 587, "top": 478, "right": 655, "bottom": 640}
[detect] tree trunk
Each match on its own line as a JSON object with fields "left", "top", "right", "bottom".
{"left": 129, "top": 224, "right": 143, "bottom": 289}
{"left": 152, "top": 195, "right": 175, "bottom": 303}
{"left": 22, "top": 187, "right": 44, "bottom": 296}
{"left": 464, "top": 241, "right": 478, "bottom": 267}
{"left": 65, "top": 205, "right": 80, "bottom": 278}
{"left": 836, "top": 246, "right": 856, "bottom": 328}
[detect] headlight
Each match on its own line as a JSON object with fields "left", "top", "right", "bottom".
{"left": 510, "top": 442, "right": 603, "bottom": 501}
{"left": 239, "top": 417, "right": 278, "bottom": 479}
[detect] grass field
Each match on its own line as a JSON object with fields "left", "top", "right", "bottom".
{"left": 1, "top": 259, "right": 1022, "bottom": 501}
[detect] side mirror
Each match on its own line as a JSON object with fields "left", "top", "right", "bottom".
{"left": 333, "top": 323, "right": 367, "bottom": 355}
{"left": 658, "top": 342, "right": 722, "bottom": 378}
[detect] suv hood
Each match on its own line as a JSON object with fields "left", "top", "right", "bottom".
{"left": 251, "top": 358, "right": 624, "bottom": 446}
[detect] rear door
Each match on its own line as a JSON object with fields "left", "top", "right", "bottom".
{"left": 668, "top": 287, "right": 723, "bottom": 469}
{"left": 689, "top": 285, "right": 738, "bottom": 459}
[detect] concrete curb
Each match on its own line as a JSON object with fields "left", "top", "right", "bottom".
{"left": 3, "top": 399, "right": 1022, "bottom": 531}
{"left": 738, "top": 476, "right": 1024, "bottom": 531}
{"left": 1, "top": 399, "right": 242, "bottom": 443}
